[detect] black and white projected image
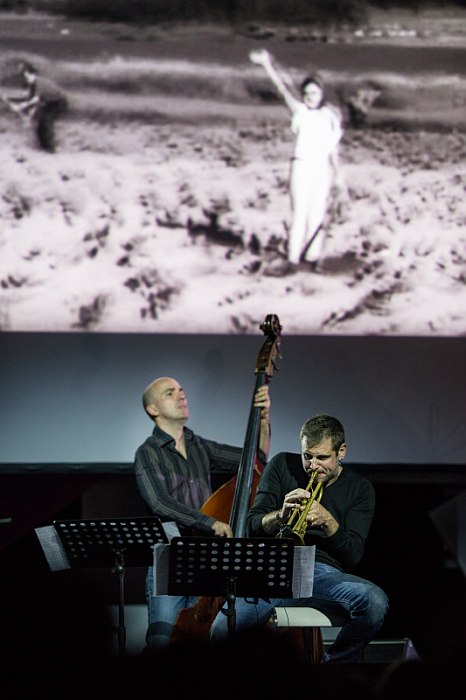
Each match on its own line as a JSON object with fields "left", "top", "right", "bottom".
{"left": 0, "top": 2, "right": 465, "bottom": 335}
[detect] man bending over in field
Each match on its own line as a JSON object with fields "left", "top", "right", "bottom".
{"left": 7, "top": 62, "right": 68, "bottom": 153}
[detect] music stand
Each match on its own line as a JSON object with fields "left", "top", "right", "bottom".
{"left": 168, "top": 537, "right": 295, "bottom": 639}
{"left": 52, "top": 517, "right": 169, "bottom": 657}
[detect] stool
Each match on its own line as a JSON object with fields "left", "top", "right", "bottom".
{"left": 272, "top": 606, "right": 347, "bottom": 663}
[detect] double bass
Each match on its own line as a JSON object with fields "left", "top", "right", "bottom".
{"left": 172, "top": 313, "right": 282, "bottom": 641}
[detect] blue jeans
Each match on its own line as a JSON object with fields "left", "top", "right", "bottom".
{"left": 209, "top": 562, "right": 389, "bottom": 663}
{"left": 144, "top": 566, "right": 200, "bottom": 651}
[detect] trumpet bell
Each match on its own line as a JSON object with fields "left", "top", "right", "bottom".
{"left": 276, "top": 524, "right": 305, "bottom": 546}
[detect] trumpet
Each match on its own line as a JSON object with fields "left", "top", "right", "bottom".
{"left": 276, "top": 471, "right": 324, "bottom": 545}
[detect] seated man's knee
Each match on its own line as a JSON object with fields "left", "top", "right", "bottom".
{"left": 369, "top": 584, "right": 389, "bottom": 620}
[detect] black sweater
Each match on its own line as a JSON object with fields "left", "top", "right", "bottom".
{"left": 246, "top": 452, "right": 375, "bottom": 571}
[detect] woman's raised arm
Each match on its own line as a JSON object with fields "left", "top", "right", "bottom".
{"left": 249, "top": 48, "right": 300, "bottom": 113}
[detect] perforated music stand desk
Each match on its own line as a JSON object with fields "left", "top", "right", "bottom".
{"left": 53, "top": 517, "right": 168, "bottom": 657}
{"left": 168, "top": 536, "right": 295, "bottom": 639}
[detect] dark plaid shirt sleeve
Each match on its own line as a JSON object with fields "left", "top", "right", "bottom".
{"left": 134, "top": 426, "right": 243, "bottom": 532}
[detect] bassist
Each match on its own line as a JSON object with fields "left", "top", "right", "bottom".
{"left": 134, "top": 375, "right": 271, "bottom": 653}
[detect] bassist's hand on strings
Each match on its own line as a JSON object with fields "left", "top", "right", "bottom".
{"left": 211, "top": 520, "right": 234, "bottom": 538}
{"left": 254, "top": 384, "right": 270, "bottom": 421}
{"left": 254, "top": 384, "right": 271, "bottom": 461}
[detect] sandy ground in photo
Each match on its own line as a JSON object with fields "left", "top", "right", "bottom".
{"left": 0, "top": 10, "right": 465, "bottom": 336}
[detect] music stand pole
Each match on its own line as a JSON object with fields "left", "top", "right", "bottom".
{"left": 112, "top": 550, "right": 127, "bottom": 657}
{"left": 225, "top": 577, "right": 237, "bottom": 640}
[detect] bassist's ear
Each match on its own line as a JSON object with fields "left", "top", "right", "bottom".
{"left": 145, "top": 404, "right": 158, "bottom": 419}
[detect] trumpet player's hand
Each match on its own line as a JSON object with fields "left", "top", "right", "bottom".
{"left": 306, "top": 502, "right": 339, "bottom": 538}
{"left": 280, "top": 487, "right": 311, "bottom": 519}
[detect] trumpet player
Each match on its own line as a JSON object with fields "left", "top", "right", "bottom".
{"left": 210, "top": 413, "right": 389, "bottom": 663}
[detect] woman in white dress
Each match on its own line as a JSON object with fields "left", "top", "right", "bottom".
{"left": 250, "top": 49, "right": 343, "bottom": 271}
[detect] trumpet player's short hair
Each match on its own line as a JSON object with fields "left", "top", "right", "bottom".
{"left": 300, "top": 413, "right": 345, "bottom": 453}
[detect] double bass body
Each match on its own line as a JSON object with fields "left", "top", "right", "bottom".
{"left": 171, "top": 314, "right": 282, "bottom": 642}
